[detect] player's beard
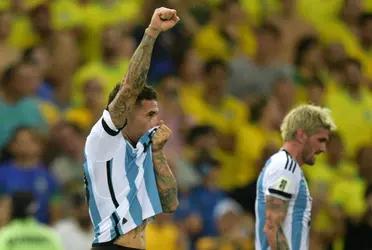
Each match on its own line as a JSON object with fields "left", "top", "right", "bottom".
{"left": 302, "top": 143, "right": 315, "bottom": 165}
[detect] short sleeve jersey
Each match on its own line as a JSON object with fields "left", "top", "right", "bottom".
{"left": 255, "top": 149, "right": 312, "bottom": 250}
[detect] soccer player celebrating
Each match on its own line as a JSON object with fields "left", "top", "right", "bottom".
{"left": 84, "top": 7, "right": 180, "bottom": 250}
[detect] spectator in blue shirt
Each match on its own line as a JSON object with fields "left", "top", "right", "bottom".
{"left": 188, "top": 156, "right": 227, "bottom": 237}
{"left": 0, "top": 127, "right": 60, "bottom": 224}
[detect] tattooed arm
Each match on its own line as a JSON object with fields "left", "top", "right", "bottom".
{"left": 152, "top": 150, "right": 179, "bottom": 212}
{"left": 264, "top": 196, "right": 290, "bottom": 250}
{"left": 152, "top": 121, "right": 179, "bottom": 212}
{"left": 108, "top": 7, "right": 180, "bottom": 128}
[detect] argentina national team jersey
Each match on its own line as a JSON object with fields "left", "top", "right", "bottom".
{"left": 255, "top": 149, "right": 312, "bottom": 250}
{"left": 83, "top": 110, "right": 163, "bottom": 246}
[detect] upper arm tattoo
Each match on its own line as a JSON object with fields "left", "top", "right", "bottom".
{"left": 265, "top": 196, "right": 290, "bottom": 250}
{"left": 266, "top": 196, "right": 289, "bottom": 214}
{"left": 108, "top": 33, "right": 156, "bottom": 128}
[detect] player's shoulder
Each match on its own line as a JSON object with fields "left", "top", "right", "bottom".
{"left": 266, "top": 149, "right": 300, "bottom": 175}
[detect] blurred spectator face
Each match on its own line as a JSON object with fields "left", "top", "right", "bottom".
{"left": 306, "top": 82, "right": 325, "bottom": 106}
{"left": 344, "top": 60, "right": 362, "bottom": 87}
{"left": 360, "top": 16, "right": 372, "bottom": 47}
{"left": 217, "top": 210, "right": 240, "bottom": 234}
{"left": 119, "top": 34, "right": 136, "bottom": 59}
{"left": 30, "top": 4, "right": 51, "bottom": 35}
{"left": 184, "top": 213, "right": 203, "bottom": 235}
{"left": 102, "top": 26, "right": 121, "bottom": 58}
{"left": 342, "top": 0, "right": 362, "bottom": 20}
{"left": 224, "top": 0, "right": 245, "bottom": 24}
{"left": 273, "top": 77, "right": 295, "bottom": 113}
{"left": 10, "top": 0, "right": 26, "bottom": 13}
{"left": 27, "top": 46, "right": 51, "bottom": 75}
{"left": 198, "top": 161, "right": 221, "bottom": 188}
{"left": 9, "top": 128, "right": 43, "bottom": 161}
{"left": 214, "top": 199, "right": 244, "bottom": 236}
{"left": 205, "top": 64, "right": 227, "bottom": 94}
{"left": 0, "top": 11, "right": 12, "bottom": 40}
{"left": 263, "top": 97, "right": 282, "bottom": 130}
{"left": 281, "top": 0, "right": 296, "bottom": 13}
{"left": 179, "top": 49, "right": 203, "bottom": 81}
{"left": 357, "top": 146, "right": 372, "bottom": 182}
{"left": 10, "top": 63, "right": 41, "bottom": 97}
{"left": 158, "top": 75, "right": 180, "bottom": 101}
{"left": 55, "top": 124, "right": 84, "bottom": 157}
{"left": 83, "top": 79, "right": 104, "bottom": 107}
{"left": 256, "top": 26, "right": 280, "bottom": 57}
{"left": 326, "top": 133, "right": 344, "bottom": 164}
{"left": 324, "top": 43, "right": 347, "bottom": 68}
{"left": 303, "top": 45, "right": 322, "bottom": 68}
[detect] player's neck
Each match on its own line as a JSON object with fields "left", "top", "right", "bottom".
{"left": 282, "top": 142, "right": 304, "bottom": 166}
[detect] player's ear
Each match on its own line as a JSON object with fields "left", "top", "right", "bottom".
{"left": 295, "top": 129, "right": 307, "bottom": 144}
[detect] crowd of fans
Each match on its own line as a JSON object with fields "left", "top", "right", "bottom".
{"left": 0, "top": 0, "right": 371, "bottom": 249}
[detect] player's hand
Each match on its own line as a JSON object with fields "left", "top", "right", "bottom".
{"left": 148, "top": 7, "right": 180, "bottom": 34}
{"left": 152, "top": 121, "right": 172, "bottom": 152}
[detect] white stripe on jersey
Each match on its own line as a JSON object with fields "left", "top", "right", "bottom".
{"left": 255, "top": 150, "right": 312, "bottom": 250}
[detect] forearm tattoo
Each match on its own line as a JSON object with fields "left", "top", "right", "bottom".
{"left": 152, "top": 151, "right": 178, "bottom": 212}
{"left": 109, "top": 33, "right": 156, "bottom": 128}
{"left": 275, "top": 226, "right": 290, "bottom": 250}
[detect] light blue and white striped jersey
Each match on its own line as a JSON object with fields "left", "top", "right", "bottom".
{"left": 83, "top": 110, "right": 163, "bottom": 246}
{"left": 255, "top": 149, "right": 312, "bottom": 250}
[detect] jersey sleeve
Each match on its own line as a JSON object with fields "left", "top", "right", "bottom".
{"left": 85, "top": 110, "right": 124, "bottom": 162}
{"left": 264, "top": 155, "right": 300, "bottom": 200}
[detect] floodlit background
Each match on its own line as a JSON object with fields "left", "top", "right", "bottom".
{"left": 0, "top": 0, "right": 371, "bottom": 250}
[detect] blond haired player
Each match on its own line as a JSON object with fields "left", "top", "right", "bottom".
{"left": 255, "top": 104, "right": 336, "bottom": 250}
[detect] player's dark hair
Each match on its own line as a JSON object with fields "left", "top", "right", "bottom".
{"left": 107, "top": 83, "right": 157, "bottom": 107}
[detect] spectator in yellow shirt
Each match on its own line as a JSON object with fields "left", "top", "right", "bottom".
{"left": 181, "top": 59, "right": 248, "bottom": 135}
{"left": 180, "top": 59, "right": 248, "bottom": 190}
{"left": 72, "top": 25, "right": 130, "bottom": 105}
{"left": 268, "top": 0, "right": 315, "bottom": 64}
{"left": 305, "top": 133, "right": 365, "bottom": 249}
{"left": 326, "top": 58, "right": 372, "bottom": 158}
{"left": 235, "top": 97, "right": 282, "bottom": 187}
{"left": 357, "top": 12, "right": 372, "bottom": 77}
{"left": 146, "top": 214, "right": 186, "bottom": 250}
{"left": 0, "top": 9, "right": 19, "bottom": 78}
{"left": 193, "top": 0, "right": 256, "bottom": 61}
{"left": 65, "top": 77, "right": 105, "bottom": 133}
{"left": 178, "top": 47, "right": 205, "bottom": 104}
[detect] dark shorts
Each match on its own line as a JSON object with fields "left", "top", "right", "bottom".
{"left": 91, "top": 245, "right": 143, "bottom": 250}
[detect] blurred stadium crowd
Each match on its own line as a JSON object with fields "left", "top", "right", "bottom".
{"left": 0, "top": 0, "right": 371, "bottom": 249}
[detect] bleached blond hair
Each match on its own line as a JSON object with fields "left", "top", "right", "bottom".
{"left": 280, "top": 104, "right": 336, "bottom": 141}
